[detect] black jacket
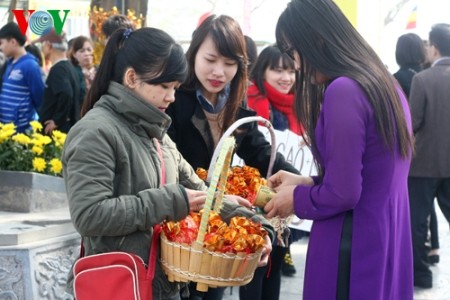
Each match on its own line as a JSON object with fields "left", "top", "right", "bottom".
{"left": 167, "top": 89, "right": 298, "bottom": 177}
{"left": 38, "top": 60, "right": 81, "bottom": 133}
{"left": 393, "top": 65, "right": 422, "bottom": 98}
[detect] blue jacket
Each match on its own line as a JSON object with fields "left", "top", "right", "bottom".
{"left": 0, "top": 53, "right": 44, "bottom": 132}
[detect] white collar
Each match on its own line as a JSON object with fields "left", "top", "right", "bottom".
{"left": 432, "top": 57, "right": 450, "bottom": 67}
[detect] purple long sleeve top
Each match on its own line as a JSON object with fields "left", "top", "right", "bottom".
{"left": 294, "top": 77, "right": 413, "bottom": 300}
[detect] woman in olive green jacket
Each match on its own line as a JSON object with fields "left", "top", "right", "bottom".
{"left": 63, "top": 28, "right": 273, "bottom": 300}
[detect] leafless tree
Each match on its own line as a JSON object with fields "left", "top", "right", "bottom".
{"left": 384, "top": 0, "right": 412, "bottom": 26}
{"left": 251, "top": 0, "right": 267, "bottom": 13}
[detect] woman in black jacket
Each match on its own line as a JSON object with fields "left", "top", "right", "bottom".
{"left": 166, "top": 14, "right": 298, "bottom": 300}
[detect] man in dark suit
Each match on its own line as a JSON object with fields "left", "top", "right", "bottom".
{"left": 408, "top": 23, "right": 450, "bottom": 289}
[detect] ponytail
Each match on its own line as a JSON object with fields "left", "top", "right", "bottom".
{"left": 81, "top": 28, "right": 128, "bottom": 116}
{"left": 81, "top": 27, "right": 187, "bottom": 117}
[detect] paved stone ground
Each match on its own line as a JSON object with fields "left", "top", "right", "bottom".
{"left": 223, "top": 208, "right": 450, "bottom": 300}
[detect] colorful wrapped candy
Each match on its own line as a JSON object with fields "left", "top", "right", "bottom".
{"left": 162, "top": 211, "right": 267, "bottom": 254}
{"left": 196, "top": 166, "right": 268, "bottom": 205}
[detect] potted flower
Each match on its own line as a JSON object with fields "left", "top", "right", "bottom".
{"left": 0, "top": 121, "right": 68, "bottom": 212}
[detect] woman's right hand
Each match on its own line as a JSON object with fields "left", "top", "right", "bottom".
{"left": 267, "top": 170, "right": 314, "bottom": 191}
{"left": 185, "top": 188, "right": 208, "bottom": 212}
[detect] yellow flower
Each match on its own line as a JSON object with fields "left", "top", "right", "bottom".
{"left": 1, "top": 123, "right": 16, "bottom": 132}
{"left": 49, "top": 158, "right": 63, "bottom": 174}
{"left": 1, "top": 121, "right": 66, "bottom": 176}
{"left": 32, "top": 145, "right": 44, "bottom": 155}
{"left": 52, "top": 130, "right": 67, "bottom": 148}
{"left": 32, "top": 157, "right": 47, "bottom": 172}
{"left": 41, "top": 135, "right": 52, "bottom": 145}
{"left": 12, "top": 133, "right": 31, "bottom": 145}
{"left": 0, "top": 123, "right": 16, "bottom": 142}
{"left": 30, "top": 121, "right": 43, "bottom": 132}
{"left": 31, "top": 133, "right": 51, "bottom": 147}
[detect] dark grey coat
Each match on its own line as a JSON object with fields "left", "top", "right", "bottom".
{"left": 409, "top": 58, "right": 450, "bottom": 177}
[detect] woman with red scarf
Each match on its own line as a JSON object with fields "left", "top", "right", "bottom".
{"left": 241, "top": 45, "right": 303, "bottom": 300}
{"left": 247, "top": 45, "right": 302, "bottom": 136}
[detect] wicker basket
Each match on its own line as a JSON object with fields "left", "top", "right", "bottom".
{"left": 160, "top": 117, "right": 276, "bottom": 292}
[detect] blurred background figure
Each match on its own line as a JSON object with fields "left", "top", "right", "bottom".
{"left": 0, "top": 22, "right": 44, "bottom": 132}
{"left": 392, "top": 32, "right": 440, "bottom": 268}
{"left": 408, "top": 23, "right": 450, "bottom": 289}
{"left": 244, "top": 35, "right": 258, "bottom": 75}
{"left": 25, "top": 43, "right": 46, "bottom": 82}
{"left": 247, "top": 44, "right": 302, "bottom": 135}
{"left": 393, "top": 33, "right": 427, "bottom": 97}
{"left": 68, "top": 36, "right": 96, "bottom": 104}
{"left": 35, "top": 29, "right": 81, "bottom": 134}
{"left": 101, "top": 14, "right": 135, "bottom": 44}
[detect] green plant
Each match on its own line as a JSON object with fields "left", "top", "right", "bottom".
{"left": 0, "top": 121, "right": 66, "bottom": 176}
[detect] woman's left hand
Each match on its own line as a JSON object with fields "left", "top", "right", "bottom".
{"left": 264, "top": 185, "right": 296, "bottom": 218}
{"left": 258, "top": 235, "right": 272, "bottom": 267}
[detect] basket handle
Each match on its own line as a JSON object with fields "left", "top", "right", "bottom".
{"left": 206, "top": 116, "right": 276, "bottom": 183}
{"left": 195, "top": 137, "right": 235, "bottom": 245}
{"left": 189, "top": 137, "right": 235, "bottom": 275}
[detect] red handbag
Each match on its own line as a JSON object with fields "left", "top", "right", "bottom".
{"left": 73, "top": 139, "right": 166, "bottom": 300}
{"left": 73, "top": 225, "right": 161, "bottom": 300}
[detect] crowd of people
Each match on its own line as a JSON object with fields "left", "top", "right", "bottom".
{"left": 0, "top": 0, "right": 449, "bottom": 299}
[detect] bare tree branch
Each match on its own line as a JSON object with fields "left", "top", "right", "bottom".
{"left": 206, "top": 0, "right": 219, "bottom": 11}
{"left": 7, "top": 0, "right": 18, "bottom": 22}
{"left": 384, "top": 0, "right": 412, "bottom": 26}
{"left": 251, "top": 0, "right": 268, "bottom": 13}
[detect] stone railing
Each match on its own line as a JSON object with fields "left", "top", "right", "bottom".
{"left": 0, "top": 171, "right": 80, "bottom": 300}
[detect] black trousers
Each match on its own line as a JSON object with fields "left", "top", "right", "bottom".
{"left": 183, "top": 246, "right": 287, "bottom": 300}
{"left": 239, "top": 245, "right": 287, "bottom": 300}
{"left": 408, "top": 177, "right": 450, "bottom": 282}
{"left": 429, "top": 202, "right": 439, "bottom": 250}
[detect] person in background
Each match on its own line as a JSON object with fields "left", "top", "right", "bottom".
{"left": 166, "top": 14, "right": 298, "bottom": 300}
{"left": 393, "top": 33, "right": 427, "bottom": 97}
{"left": 265, "top": 0, "right": 414, "bottom": 299}
{"left": 68, "top": 35, "right": 96, "bottom": 101}
{"left": 392, "top": 33, "right": 441, "bottom": 267}
{"left": 35, "top": 29, "right": 80, "bottom": 134}
{"left": 244, "top": 35, "right": 258, "bottom": 75}
{"left": 25, "top": 43, "right": 44, "bottom": 67}
{"left": 63, "top": 27, "right": 273, "bottom": 300}
{"left": 239, "top": 44, "right": 301, "bottom": 300}
{"left": 247, "top": 44, "right": 302, "bottom": 135}
{"left": 0, "top": 22, "right": 44, "bottom": 132}
{"left": 421, "top": 38, "right": 440, "bottom": 266}
{"left": 408, "top": 23, "right": 450, "bottom": 289}
{"left": 25, "top": 43, "right": 46, "bottom": 83}
{"left": 101, "top": 14, "right": 135, "bottom": 44}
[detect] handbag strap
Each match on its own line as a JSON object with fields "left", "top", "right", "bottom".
{"left": 147, "top": 138, "right": 166, "bottom": 279}
{"left": 154, "top": 138, "right": 166, "bottom": 186}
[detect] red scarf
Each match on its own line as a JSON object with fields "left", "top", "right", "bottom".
{"left": 247, "top": 81, "right": 303, "bottom": 135}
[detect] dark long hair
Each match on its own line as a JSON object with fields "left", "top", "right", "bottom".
{"left": 183, "top": 14, "right": 248, "bottom": 135}
{"left": 395, "top": 33, "right": 426, "bottom": 68}
{"left": 276, "top": 0, "right": 412, "bottom": 164}
{"left": 82, "top": 27, "right": 188, "bottom": 116}
{"left": 251, "top": 44, "right": 295, "bottom": 96}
